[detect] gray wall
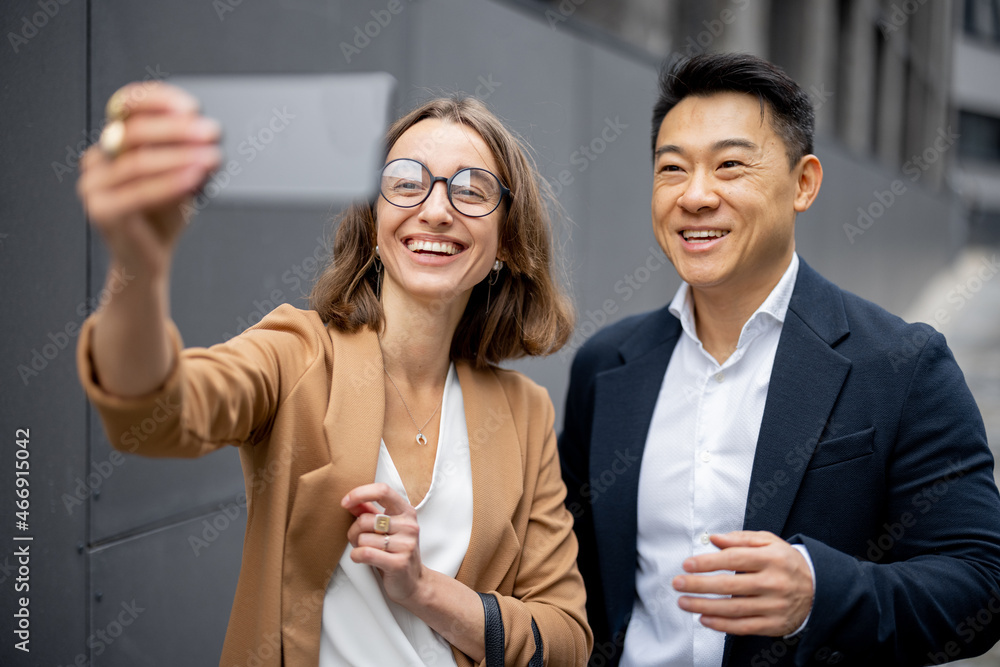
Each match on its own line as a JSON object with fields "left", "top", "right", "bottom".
{"left": 0, "top": 0, "right": 958, "bottom": 664}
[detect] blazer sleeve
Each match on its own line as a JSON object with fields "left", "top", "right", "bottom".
{"left": 77, "top": 303, "right": 326, "bottom": 458}
{"left": 488, "top": 387, "right": 594, "bottom": 666}
{"left": 792, "top": 331, "right": 1000, "bottom": 665}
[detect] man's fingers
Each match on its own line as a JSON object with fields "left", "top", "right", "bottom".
{"left": 678, "top": 593, "right": 785, "bottom": 619}
{"left": 698, "top": 614, "right": 781, "bottom": 636}
{"left": 673, "top": 572, "right": 760, "bottom": 596}
{"left": 682, "top": 546, "right": 773, "bottom": 574}
{"left": 709, "top": 530, "right": 777, "bottom": 549}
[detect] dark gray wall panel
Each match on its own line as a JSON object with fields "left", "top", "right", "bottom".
{"left": 89, "top": 508, "right": 244, "bottom": 666}
{"left": 0, "top": 0, "right": 90, "bottom": 665}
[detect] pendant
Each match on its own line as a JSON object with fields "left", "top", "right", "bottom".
{"left": 416, "top": 432, "right": 428, "bottom": 446}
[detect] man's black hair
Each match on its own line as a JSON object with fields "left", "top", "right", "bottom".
{"left": 650, "top": 53, "right": 815, "bottom": 168}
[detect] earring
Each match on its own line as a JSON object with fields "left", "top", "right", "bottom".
{"left": 486, "top": 259, "right": 503, "bottom": 315}
{"left": 489, "top": 259, "right": 503, "bottom": 285}
{"left": 373, "top": 245, "right": 383, "bottom": 300}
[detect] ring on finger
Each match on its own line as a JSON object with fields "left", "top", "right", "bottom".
{"left": 383, "top": 535, "right": 390, "bottom": 551}
{"left": 373, "top": 513, "right": 390, "bottom": 534}
{"left": 105, "top": 88, "right": 131, "bottom": 122}
{"left": 99, "top": 120, "right": 126, "bottom": 159}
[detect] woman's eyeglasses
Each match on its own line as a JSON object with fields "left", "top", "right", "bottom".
{"left": 379, "top": 158, "right": 511, "bottom": 218}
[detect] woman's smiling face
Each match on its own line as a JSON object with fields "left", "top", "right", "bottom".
{"left": 375, "top": 118, "right": 503, "bottom": 309}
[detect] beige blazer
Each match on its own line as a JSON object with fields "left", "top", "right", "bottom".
{"left": 78, "top": 304, "right": 591, "bottom": 666}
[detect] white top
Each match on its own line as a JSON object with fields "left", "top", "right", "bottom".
{"left": 621, "top": 254, "right": 813, "bottom": 667}
{"left": 319, "top": 363, "right": 473, "bottom": 667}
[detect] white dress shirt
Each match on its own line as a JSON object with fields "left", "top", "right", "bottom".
{"left": 319, "top": 363, "right": 473, "bottom": 667}
{"left": 621, "top": 254, "right": 813, "bottom": 667}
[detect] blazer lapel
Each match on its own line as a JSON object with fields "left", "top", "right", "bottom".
{"left": 742, "top": 260, "right": 852, "bottom": 536}
{"left": 454, "top": 362, "right": 525, "bottom": 592}
{"left": 591, "top": 306, "right": 681, "bottom": 637}
{"left": 722, "top": 261, "right": 851, "bottom": 666}
{"left": 281, "top": 327, "right": 384, "bottom": 665}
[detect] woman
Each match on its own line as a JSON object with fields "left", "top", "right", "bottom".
{"left": 76, "top": 82, "right": 591, "bottom": 665}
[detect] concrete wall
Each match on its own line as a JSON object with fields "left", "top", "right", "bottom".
{"left": 0, "top": 0, "right": 959, "bottom": 664}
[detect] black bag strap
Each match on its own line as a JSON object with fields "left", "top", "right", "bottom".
{"left": 478, "top": 592, "right": 545, "bottom": 666}
{"left": 528, "top": 617, "right": 544, "bottom": 666}
{"left": 479, "top": 592, "right": 505, "bottom": 666}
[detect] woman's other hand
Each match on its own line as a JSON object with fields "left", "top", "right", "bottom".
{"left": 343, "top": 483, "right": 426, "bottom": 604}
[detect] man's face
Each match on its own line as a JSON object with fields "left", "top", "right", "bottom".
{"left": 651, "top": 91, "right": 817, "bottom": 299}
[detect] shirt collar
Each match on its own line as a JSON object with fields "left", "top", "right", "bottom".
{"left": 668, "top": 253, "right": 800, "bottom": 349}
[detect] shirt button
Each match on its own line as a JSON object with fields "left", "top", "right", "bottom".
{"left": 700, "top": 451, "right": 712, "bottom": 463}
{"left": 714, "top": 372, "right": 725, "bottom": 383}
{"left": 700, "top": 533, "right": 711, "bottom": 545}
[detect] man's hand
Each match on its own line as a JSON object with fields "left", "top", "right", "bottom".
{"left": 672, "top": 530, "right": 813, "bottom": 636}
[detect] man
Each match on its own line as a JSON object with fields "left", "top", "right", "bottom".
{"left": 559, "top": 52, "right": 1000, "bottom": 666}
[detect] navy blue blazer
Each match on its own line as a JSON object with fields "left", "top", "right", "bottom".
{"left": 559, "top": 258, "right": 1000, "bottom": 666}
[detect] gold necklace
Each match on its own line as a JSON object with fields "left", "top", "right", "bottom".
{"left": 378, "top": 335, "right": 445, "bottom": 445}
{"left": 383, "top": 367, "right": 442, "bottom": 446}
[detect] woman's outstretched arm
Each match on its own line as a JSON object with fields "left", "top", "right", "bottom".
{"left": 77, "top": 82, "right": 220, "bottom": 396}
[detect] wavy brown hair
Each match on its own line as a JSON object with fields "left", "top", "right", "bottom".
{"left": 310, "top": 96, "right": 574, "bottom": 368}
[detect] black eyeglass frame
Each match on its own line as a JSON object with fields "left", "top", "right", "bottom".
{"left": 378, "top": 158, "right": 512, "bottom": 218}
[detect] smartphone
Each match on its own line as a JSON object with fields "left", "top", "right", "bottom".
{"left": 170, "top": 72, "right": 396, "bottom": 206}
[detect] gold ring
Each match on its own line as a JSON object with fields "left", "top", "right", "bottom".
{"left": 383, "top": 535, "right": 390, "bottom": 551}
{"left": 105, "top": 88, "right": 131, "bottom": 122}
{"left": 373, "top": 513, "right": 390, "bottom": 534}
{"left": 99, "top": 120, "right": 126, "bottom": 159}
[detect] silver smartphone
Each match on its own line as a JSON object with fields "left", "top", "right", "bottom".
{"left": 170, "top": 72, "right": 396, "bottom": 206}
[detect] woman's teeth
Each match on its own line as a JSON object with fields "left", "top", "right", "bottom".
{"left": 406, "top": 240, "right": 461, "bottom": 255}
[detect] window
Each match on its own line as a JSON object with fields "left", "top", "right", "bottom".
{"left": 958, "top": 109, "right": 1000, "bottom": 162}
{"left": 965, "top": 0, "right": 1000, "bottom": 43}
